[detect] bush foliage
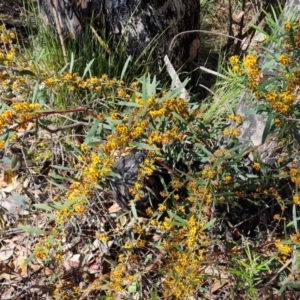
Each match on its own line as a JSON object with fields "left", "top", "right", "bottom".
{"left": 1, "top": 2, "right": 300, "bottom": 299}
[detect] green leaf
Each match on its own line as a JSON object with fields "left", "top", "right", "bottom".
{"left": 120, "top": 55, "right": 132, "bottom": 80}
{"left": 195, "top": 143, "right": 213, "bottom": 156}
{"left": 257, "top": 75, "right": 278, "bottom": 90}
{"left": 131, "top": 201, "right": 138, "bottom": 220}
{"left": 128, "top": 142, "right": 157, "bottom": 151}
{"left": 84, "top": 120, "right": 100, "bottom": 145}
{"left": 82, "top": 58, "right": 95, "bottom": 78}
{"left": 142, "top": 75, "right": 147, "bottom": 100}
{"left": 158, "top": 78, "right": 189, "bottom": 103}
{"left": 245, "top": 174, "right": 259, "bottom": 178}
{"left": 292, "top": 127, "right": 300, "bottom": 148}
{"left": 49, "top": 174, "right": 74, "bottom": 182}
{"left": 47, "top": 178, "right": 67, "bottom": 190}
{"left": 60, "top": 197, "right": 81, "bottom": 209}
{"left": 18, "top": 226, "right": 45, "bottom": 234}
{"left": 51, "top": 165, "right": 77, "bottom": 171}
{"left": 23, "top": 253, "right": 36, "bottom": 268}
{"left": 33, "top": 204, "right": 56, "bottom": 211}
{"left": 167, "top": 211, "right": 187, "bottom": 226}
{"left": 168, "top": 221, "right": 187, "bottom": 227}
{"left": 171, "top": 111, "right": 187, "bottom": 123}
{"left": 262, "top": 113, "right": 273, "bottom": 144}
{"left": 128, "top": 282, "right": 137, "bottom": 293}
{"left": 116, "top": 101, "right": 141, "bottom": 107}
{"left": 201, "top": 218, "right": 216, "bottom": 231}
{"left": 31, "top": 81, "right": 40, "bottom": 103}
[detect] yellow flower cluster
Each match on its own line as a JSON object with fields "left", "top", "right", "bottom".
{"left": 290, "top": 167, "right": 300, "bottom": 188}
{"left": 44, "top": 72, "right": 129, "bottom": 96}
{"left": 265, "top": 88, "right": 295, "bottom": 115}
{"left": 223, "top": 114, "right": 243, "bottom": 138}
{"left": 0, "top": 25, "right": 17, "bottom": 66}
{"left": 201, "top": 166, "right": 217, "bottom": 179}
{"left": 223, "top": 127, "right": 241, "bottom": 137}
{"left": 244, "top": 54, "right": 260, "bottom": 91}
{"left": 228, "top": 113, "right": 242, "bottom": 124}
{"left": 161, "top": 214, "right": 207, "bottom": 298}
{"left": 95, "top": 232, "right": 109, "bottom": 242}
{"left": 222, "top": 174, "right": 232, "bottom": 185}
{"left": 0, "top": 102, "right": 45, "bottom": 148}
{"left": 275, "top": 239, "right": 291, "bottom": 260}
{"left": 293, "top": 193, "right": 300, "bottom": 205}
{"left": 108, "top": 262, "right": 125, "bottom": 292}
{"left": 291, "top": 231, "right": 300, "bottom": 244}
{"left": 136, "top": 95, "right": 189, "bottom": 121}
{"left": 229, "top": 55, "right": 240, "bottom": 73}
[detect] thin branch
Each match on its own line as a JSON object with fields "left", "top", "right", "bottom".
{"left": 196, "top": 65, "right": 228, "bottom": 79}
{"left": 169, "top": 30, "right": 243, "bottom": 53}
{"left": 38, "top": 121, "right": 88, "bottom": 134}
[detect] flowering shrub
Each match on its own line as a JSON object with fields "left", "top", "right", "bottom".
{"left": 229, "top": 16, "right": 300, "bottom": 281}
{"left": 2, "top": 5, "right": 300, "bottom": 298}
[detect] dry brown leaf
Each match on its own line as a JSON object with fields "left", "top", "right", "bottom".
{"left": 232, "top": 11, "right": 245, "bottom": 22}
{"left": 0, "top": 244, "right": 14, "bottom": 260}
{"left": 1, "top": 286, "right": 15, "bottom": 298}
{"left": 108, "top": 202, "right": 122, "bottom": 213}
{"left": 0, "top": 170, "right": 8, "bottom": 187}
{"left": 16, "top": 256, "right": 27, "bottom": 276}
{"left": 2, "top": 175, "right": 22, "bottom": 193}
{"left": 45, "top": 267, "right": 54, "bottom": 275}
{"left": 202, "top": 265, "right": 233, "bottom": 297}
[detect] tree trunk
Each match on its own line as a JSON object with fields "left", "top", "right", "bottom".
{"left": 38, "top": 0, "right": 200, "bottom": 69}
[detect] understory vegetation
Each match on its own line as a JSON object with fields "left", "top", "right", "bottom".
{"left": 1, "top": 0, "right": 300, "bottom": 299}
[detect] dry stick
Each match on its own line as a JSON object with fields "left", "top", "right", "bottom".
{"left": 232, "top": 202, "right": 278, "bottom": 228}
{"left": 239, "top": 133, "right": 278, "bottom": 159}
{"left": 262, "top": 258, "right": 292, "bottom": 290}
{"left": 168, "top": 30, "right": 243, "bottom": 54}
{"left": 197, "top": 65, "right": 227, "bottom": 79}
{"left": 38, "top": 121, "right": 88, "bottom": 134}
{"left": 198, "top": 84, "right": 220, "bottom": 100}
{"left": 49, "top": 0, "right": 68, "bottom": 63}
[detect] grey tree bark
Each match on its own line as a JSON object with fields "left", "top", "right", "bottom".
{"left": 38, "top": 0, "right": 200, "bottom": 69}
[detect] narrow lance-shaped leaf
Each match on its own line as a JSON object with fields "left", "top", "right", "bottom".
{"left": 82, "top": 58, "right": 95, "bottom": 79}
{"left": 84, "top": 120, "right": 100, "bottom": 145}
{"left": 18, "top": 226, "right": 45, "bottom": 234}
{"left": 262, "top": 113, "right": 274, "bottom": 144}
{"left": 120, "top": 55, "right": 132, "bottom": 80}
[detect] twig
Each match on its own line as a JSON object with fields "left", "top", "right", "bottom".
{"left": 262, "top": 258, "right": 292, "bottom": 290}
{"left": 198, "top": 84, "right": 219, "bottom": 100}
{"left": 196, "top": 65, "right": 227, "bottom": 79}
{"left": 37, "top": 121, "right": 88, "bottom": 134}
{"left": 169, "top": 30, "right": 243, "bottom": 53}
{"left": 233, "top": 202, "right": 278, "bottom": 228}
{"left": 240, "top": 133, "right": 278, "bottom": 159}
